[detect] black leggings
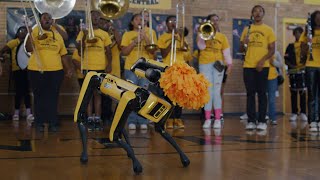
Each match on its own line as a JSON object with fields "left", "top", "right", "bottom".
{"left": 13, "top": 70, "right": 31, "bottom": 109}
{"left": 29, "top": 70, "right": 64, "bottom": 127}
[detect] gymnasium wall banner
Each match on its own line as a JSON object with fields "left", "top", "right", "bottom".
{"left": 130, "top": 0, "right": 171, "bottom": 10}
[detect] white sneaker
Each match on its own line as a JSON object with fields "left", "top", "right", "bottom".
{"left": 213, "top": 120, "right": 221, "bottom": 129}
{"left": 309, "top": 122, "right": 318, "bottom": 132}
{"left": 240, "top": 113, "right": 248, "bottom": 120}
{"left": 290, "top": 114, "right": 298, "bottom": 121}
{"left": 128, "top": 123, "right": 136, "bottom": 130}
{"left": 12, "top": 114, "right": 19, "bottom": 121}
{"left": 26, "top": 114, "right": 34, "bottom": 122}
{"left": 246, "top": 122, "right": 256, "bottom": 130}
{"left": 140, "top": 124, "right": 148, "bottom": 130}
{"left": 202, "top": 120, "right": 212, "bottom": 129}
{"left": 265, "top": 115, "right": 269, "bottom": 120}
{"left": 300, "top": 113, "right": 308, "bottom": 121}
{"left": 257, "top": 122, "right": 267, "bottom": 130}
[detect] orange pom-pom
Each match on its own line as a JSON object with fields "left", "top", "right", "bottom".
{"left": 159, "top": 62, "right": 211, "bottom": 110}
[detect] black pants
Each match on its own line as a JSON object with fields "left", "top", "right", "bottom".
{"left": 29, "top": 70, "right": 64, "bottom": 127}
{"left": 101, "top": 95, "right": 113, "bottom": 122}
{"left": 290, "top": 90, "right": 306, "bottom": 114}
{"left": 13, "top": 70, "right": 31, "bottom": 109}
{"left": 243, "top": 68, "right": 269, "bottom": 123}
{"left": 306, "top": 67, "right": 320, "bottom": 123}
{"left": 170, "top": 105, "right": 182, "bottom": 119}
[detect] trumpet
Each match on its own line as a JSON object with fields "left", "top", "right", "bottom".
{"left": 198, "top": 20, "right": 216, "bottom": 40}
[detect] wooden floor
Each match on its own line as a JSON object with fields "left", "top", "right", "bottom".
{"left": 0, "top": 115, "right": 320, "bottom": 180}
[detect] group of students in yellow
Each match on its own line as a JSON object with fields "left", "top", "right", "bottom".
{"left": 1, "top": 4, "right": 320, "bottom": 133}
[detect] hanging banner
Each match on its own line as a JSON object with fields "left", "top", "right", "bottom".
{"left": 129, "top": 0, "right": 171, "bottom": 10}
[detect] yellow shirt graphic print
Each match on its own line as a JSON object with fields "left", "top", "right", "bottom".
{"left": 76, "top": 29, "right": 112, "bottom": 71}
{"left": 241, "top": 24, "right": 276, "bottom": 68}
{"left": 27, "top": 27, "right": 67, "bottom": 71}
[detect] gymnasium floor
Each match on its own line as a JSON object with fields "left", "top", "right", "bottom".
{"left": 0, "top": 115, "right": 319, "bottom": 180}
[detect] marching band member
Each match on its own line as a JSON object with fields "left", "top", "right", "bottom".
{"left": 121, "top": 13, "right": 152, "bottom": 130}
{"left": 141, "top": 9, "right": 158, "bottom": 59}
{"left": 240, "top": 5, "right": 276, "bottom": 131}
{"left": 76, "top": 10, "right": 112, "bottom": 131}
{"left": 158, "top": 15, "right": 189, "bottom": 129}
{"left": 26, "top": 12, "right": 72, "bottom": 132}
{"left": 300, "top": 10, "right": 320, "bottom": 132}
{"left": 0, "top": 26, "right": 34, "bottom": 122}
{"left": 197, "top": 14, "right": 232, "bottom": 129}
{"left": 284, "top": 27, "right": 307, "bottom": 122}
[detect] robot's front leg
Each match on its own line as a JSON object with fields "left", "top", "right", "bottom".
{"left": 73, "top": 72, "right": 102, "bottom": 164}
{"left": 109, "top": 91, "right": 143, "bottom": 174}
{"left": 155, "top": 111, "right": 190, "bottom": 167}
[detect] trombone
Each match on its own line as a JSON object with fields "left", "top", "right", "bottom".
{"left": 141, "top": 9, "right": 158, "bottom": 53}
{"left": 170, "top": 0, "right": 188, "bottom": 66}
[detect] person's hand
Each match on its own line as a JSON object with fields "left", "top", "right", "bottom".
{"left": 256, "top": 60, "right": 265, "bottom": 72}
{"left": 105, "top": 64, "right": 112, "bottom": 73}
{"left": 65, "top": 68, "right": 73, "bottom": 78}
{"left": 226, "top": 65, "right": 232, "bottom": 75}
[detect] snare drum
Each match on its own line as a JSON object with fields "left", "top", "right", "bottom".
{"left": 16, "top": 42, "right": 30, "bottom": 70}
{"left": 288, "top": 69, "right": 306, "bottom": 91}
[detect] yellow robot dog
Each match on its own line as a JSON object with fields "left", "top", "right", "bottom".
{"left": 74, "top": 58, "right": 190, "bottom": 174}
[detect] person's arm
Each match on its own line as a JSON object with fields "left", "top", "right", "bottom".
{"left": 52, "top": 22, "right": 68, "bottom": 41}
{"left": 105, "top": 46, "right": 112, "bottom": 73}
{"left": 256, "top": 42, "right": 275, "bottom": 71}
{"left": 272, "top": 51, "right": 283, "bottom": 68}
{"left": 61, "top": 55, "right": 73, "bottom": 78}
{"left": 284, "top": 44, "right": 295, "bottom": 68}
{"left": 121, "top": 38, "right": 138, "bottom": 56}
{"left": 239, "top": 27, "right": 249, "bottom": 53}
{"left": 0, "top": 62, "right": 3, "bottom": 76}
{"left": 0, "top": 45, "right": 11, "bottom": 59}
{"left": 113, "top": 29, "right": 122, "bottom": 50}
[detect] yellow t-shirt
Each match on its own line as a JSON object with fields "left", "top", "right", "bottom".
{"left": 121, "top": 31, "right": 154, "bottom": 70}
{"left": 299, "top": 30, "right": 320, "bottom": 67}
{"left": 158, "top": 32, "right": 186, "bottom": 65}
{"left": 27, "top": 26, "right": 67, "bottom": 71}
{"left": 199, "top": 32, "right": 230, "bottom": 64}
{"left": 240, "top": 24, "right": 276, "bottom": 68}
{"left": 72, "top": 49, "right": 84, "bottom": 79}
{"left": 6, "top": 38, "right": 21, "bottom": 71}
{"left": 76, "top": 29, "right": 112, "bottom": 70}
{"left": 268, "top": 58, "right": 278, "bottom": 80}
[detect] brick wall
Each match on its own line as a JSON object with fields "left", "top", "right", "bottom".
{"left": 0, "top": 0, "right": 317, "bottom": 115}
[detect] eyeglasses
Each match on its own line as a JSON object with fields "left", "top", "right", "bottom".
{"left": 168, "top": 20, "right": 176, "bottom": 24}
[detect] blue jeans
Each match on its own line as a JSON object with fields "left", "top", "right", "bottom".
{"left": 268, "top": 78, "right": 278, "bottom": 121}
{"left": 124, "top": 70, "right": 149, "bottom": 125}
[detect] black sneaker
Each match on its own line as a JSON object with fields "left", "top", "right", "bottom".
{"left": 49, "top": 126, "right": 58, "bottom": 132}
{"left": 94, "top": 118, "right": 103, "bottom": 131}
{"left": 37, "top": 126, "right": 44, "bottom": 132}
{"left": 87, "top": 117, "right": 95, "bottom": 132}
